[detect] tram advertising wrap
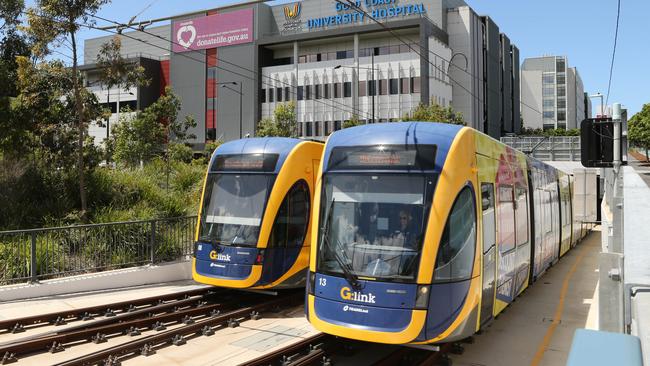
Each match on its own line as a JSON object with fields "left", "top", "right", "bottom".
{"left": 193, "top": 137, "right": 323, "bottom": 289}
{"left": 306, "top": 122, "right": 586, "bottom": 345}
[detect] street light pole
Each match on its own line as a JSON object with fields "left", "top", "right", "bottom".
{"left": 219, "top": 81, "right": 243, "bottom": 139}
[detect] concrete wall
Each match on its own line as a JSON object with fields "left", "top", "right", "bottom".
{"left": 170, "top": 46, "right": 206, "bottom": 146}
{"left": 0, "top": 261, "right": 193, "bottom": 302}
{"left": 521, "top": 69, "right": 543, "bottom": 129}
{"left": 511, "top": 45, "right": 520, "bottom": 133}
{"left": 567, "top": 67, "right": 577, "bottom": 129}
{"left": 500, "top": 34, "right": 512, "bottom": 133}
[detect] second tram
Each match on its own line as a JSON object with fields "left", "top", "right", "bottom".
{"left": 193, "top": 137, "right": 323, "bottom": 289}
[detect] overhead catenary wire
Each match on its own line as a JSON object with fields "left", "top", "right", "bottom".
{"left": 86, "top": 12, "right": 374, "bottom": 121}
{"left": 605, "top": 0, "right": 621, "bottom": 107}
{"left": 22, "top": 9, "right": 375, "bottom": 123}
{"left": 336, "top": 0, "right": 544, "bottom": 118}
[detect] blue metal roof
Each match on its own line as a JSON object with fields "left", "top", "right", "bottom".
{"left": 323, "top": 122, "right": 464, "bottom": 172}
{"left": 210, "top": 137, "right": 303, "bottom": 173}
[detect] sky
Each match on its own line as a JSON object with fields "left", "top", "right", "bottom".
{"left": 45, "top": 0, "right": 649, "bottom": 116}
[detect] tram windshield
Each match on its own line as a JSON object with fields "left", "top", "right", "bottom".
{"left": 317, "top": 174, "right": 434, "bottom": 282}
{"left": 199, "top": 174, "right": 273, "bottom": 247}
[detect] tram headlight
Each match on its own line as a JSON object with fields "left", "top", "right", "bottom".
{"left": 308, "top": 271, "right": 316, "bottom": 295}
{"left": 415, "top": 285, "right": 430, "bottom": 309}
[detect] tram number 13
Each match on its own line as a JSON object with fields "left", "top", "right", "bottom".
{"left": 319, "top": 278, "right": 327, "bottom": 287}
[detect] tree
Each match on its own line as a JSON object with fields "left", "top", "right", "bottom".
{"left": 342, "top": 114, "right": 363, "bottom": 129}
{"left": 112, "top": 87, "right": 196, "bottom": 167}
{"left": 26, "top": 0, "right": 110, "bottom": 221}
{"left": 403, "top": 100, "right": 465, "bottom": 125}
{"left": 95, "top": 36, "right": 149, "bottom": 159}
{"left": 256, "top": 101, "right": 297, "bottom": 137}
{"left": 629, "top": 103, "right": 650, "bottom": 161}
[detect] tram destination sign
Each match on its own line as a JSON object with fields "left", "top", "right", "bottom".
{"left": 328, "top": 145, "right": 437, "bottom": 170}
{"left": 212, "top": 154, "right": 279, "bottom": 172}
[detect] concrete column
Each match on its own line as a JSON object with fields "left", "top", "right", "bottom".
{"left": 353, "top": 33, "right": 359, "bottom": 119}
{"left": 293, "top": 41, "right": 299, "bottom": 102}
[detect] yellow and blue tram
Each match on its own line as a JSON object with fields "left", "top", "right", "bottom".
{"left": 305, "top": 122, "right": 585, "bottom": 344}
{"left": 193, "top": 137, "right": 323, "bottom": 289}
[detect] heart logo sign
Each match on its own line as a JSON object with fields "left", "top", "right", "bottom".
{"left": 177, "top": 24, "right": 197, "bottom": 49}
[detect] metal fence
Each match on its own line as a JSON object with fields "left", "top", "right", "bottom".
{"left": 501, "top": 136, "right": 581, "bottom": 161}
{"left": 0, "top": 216, "right": 197, "bottom": 285}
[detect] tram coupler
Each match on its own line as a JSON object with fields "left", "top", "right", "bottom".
{"left": 9, "top": 323, "right": 24, "bottom": 334}
{"left": 250, "top": 311, "right": 261, "bottom": 320}
{"left": 172, "top": 335, "right": 186, "bottom": 346}
{"left": 450, "top": 343, "right": 465, "bottom": 355}
{"left": 1, "top": 351, "right": 17, "bottom": 365}
{"left": 48, "top": 341, "right": 64, "bottom": 353}
{"left": 227, "top": 318, "right": 240, "bottom": 328}
{"left": 201, "top": 325, "right": 215, "bottom": 336}
{"left": 91, "top": 332, "right": 107, "bottom": 344}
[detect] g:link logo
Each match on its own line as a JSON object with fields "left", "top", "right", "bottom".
{"left": 209, "top": 250, "right": 231, "bottom": 262}
{"left": 340, "top": 286, "right": 376, "bottom": 304}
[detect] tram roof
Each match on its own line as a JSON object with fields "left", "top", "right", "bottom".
{"left": 212, "top": 137, "right": 303, "bottom": 173}
{"left": 323, "top": 122, "right": 464, "bottom": 172}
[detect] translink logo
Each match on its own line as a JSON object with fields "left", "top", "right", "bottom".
{"left": 209, "top": 250, "right": 231, "bottom": 262}
{"left": 340, "top": 287, "right": 376, "bottom": 304}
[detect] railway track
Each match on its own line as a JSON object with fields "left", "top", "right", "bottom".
{"left": 0, "top": 287, "right": 215, "bottom": 335}
{"left": 240, "top": 332, "right": 459, "bottom": 366}
{"left": 0, "top": 289, "right": 302, "bottom": 365}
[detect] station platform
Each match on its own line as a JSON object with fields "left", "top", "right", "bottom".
{"left": 451, "top": 228, "right": 601, "bottom": 366}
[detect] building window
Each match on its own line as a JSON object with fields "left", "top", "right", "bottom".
{"left": 543, "top": 111, "right": 554, "bottom": 119}
{"left": 359, "top": 80, "right": 367, "bottom": 97}
{"left": 400, "top": 77, "right": 409, "bottom": 94}
{"left": 543, "top": 98, "right": 554, "bottom": 108}
{"left": 324, "top": 84, "right": 330, "bottom": 99}
{"left": 542, "top": 73, "right": 554, "bottom": 84}
{"left": 305, "top": 85, "right": 312, "bottom": 100}
{"left": 315, "top": 84, "right": 321, "bottom": 100}
{"left": 557, "top": 85, "right": 566, "bottom": 97}
{"left": 308, "top": 54, "right": 318, "bottom": 63}
{"left": 556, "top": 58, "right": 565, "bottom": 72}
{"left": 297, "top": 86, "right": 304, "bottom": 101}
{"left": 556, "top": 74, "right": 566, "bottom": 84}
{"left": 334, "top": 83, "right": 341, "bottom": 98}
{"left": 543, "top": 86, "right": 554, "bottom": 96}
{"left": 334, "top": 120, "right": 342, "bottom": 131}
{"left": 305, "top": 122, "right": 313, "bottom": 136}
{"left": 368, "top": 80, "right": 376, "bottom": 96}
{"left": 208, "top": 67, "right": 217, "bottom": 79}
{"left": 557, "top": 98, "right": 566, "bottom": 109}
{"left": 336, "top": 50, "right": 353, "bottom": 60}
{"left": 343, "top": 82, "right": 352, "bottom": 97}
{"left": 324, "top": 121, "right": 331, "bottom": 135}
{"left": 379, "top": 79, "right": 387, "bottom": 95}
{"left": 314, "top": 121, "right": 320, "bottom": 136}
{"left": 260, "top": 89, "right": 266, "bottom": 103}
{"left": 276, "top": 87, "right": 283, "bottom": 102}
{"left": 410, "top": 77, "right": 421, "bottom": 93}
{"left": 557, "top": 111, "right": 566, "bottom": 121}
{"left": 284, "top": 87, "right": 290, "bottom": 101}
{"left": 298, "top": 55, "right": 307, "bottom": 64}
{"left": 558, "top": 123, "right": 566, "bottom": 129}
{"left": 389, "top": 79, "right": 398, "bottom": 95}
{"left": 543, "top": 124, "right": 555, "bottom": 130}
{"left": 269, "top": 88, "right": 274, "bottom": 103}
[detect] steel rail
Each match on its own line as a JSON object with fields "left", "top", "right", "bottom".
{"left": 0, "top": 291, "right": 271, "bottom": 362}
{"left": 51, "top": 292, "right": 302, "bottom": 366}
{"left": 0, "top": 287, "right": 214, "bottom": 334}
{"left": 242, "top": 333, "right": 333, "bottom": 366}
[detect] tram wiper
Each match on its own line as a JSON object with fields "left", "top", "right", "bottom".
{"left": 322, "top": 199, "right": 362, "bottom": 291}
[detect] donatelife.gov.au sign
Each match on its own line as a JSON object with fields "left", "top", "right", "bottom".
{"left": 172, "top": 8, "right": 253, "bottom": 53}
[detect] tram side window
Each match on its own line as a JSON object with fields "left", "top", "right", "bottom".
{"left": 434, "top": 187, "right": 476, "bottom": 281}
{"left": 268, "top": 180, "right": 310, "bottom": 248}
{"left": 481, "top": 183, "right": 494, "bottom": 211}
{"left": 497, "top": 184, "right": 516, "bottom": 252}
{"left": 515, "top": 187, "right": 528, "bottom": 246}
